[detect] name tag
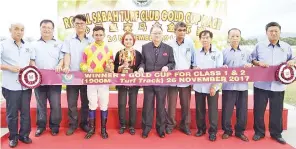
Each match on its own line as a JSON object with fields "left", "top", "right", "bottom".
{"left": 186, "top": 48, "right": 191, "bottom": 60}
{"left": 211, "top": 55, "right": 216, "bottom": 61}
{"left": 241, "top": 53, "right": 245, "bottom": 60}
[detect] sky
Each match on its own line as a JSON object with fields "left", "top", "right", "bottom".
{"left": 0, "top": 0, "right": 295, "bottom": 39}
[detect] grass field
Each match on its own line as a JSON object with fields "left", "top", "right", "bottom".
{"left": 284, "top": 82, "right": 296, "bottom": 106}
{"left": 286, "top": 48, "right": 296, "bottom": 105}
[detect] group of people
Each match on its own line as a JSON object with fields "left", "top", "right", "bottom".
{"left": 1, "top": 13, "right": 295, "bottom": 148}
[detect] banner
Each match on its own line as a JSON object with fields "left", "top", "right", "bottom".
{"left": 57, "top": 0, "right": 228, "bottom": 53}
{"left": 39, "top": 66, "right": 282, "bottom": 86}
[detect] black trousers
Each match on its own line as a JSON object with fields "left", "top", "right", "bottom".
{"left": 66, "top": 85, "right": 89, "bottom": 129}
{"left": 195, "top": 91, "right": 218, "bottom": 134}
{"left": 222, "top": 90, "right": 248, "bottom": 135}
{"left": 34, "top": 85, "right": 62, "bottom": 131}
{"left": 117, "top": 86, "right": 139, "bottom": 128}
{"left": 2, "top": 87, "right": 32, "bottom": 140}
{"left": 253, "top": 87, "right": 284, "bottom": 138}
{"left": 142, "top": 86, "right": 167, "bottom": 134}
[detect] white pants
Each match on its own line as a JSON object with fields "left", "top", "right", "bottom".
{"left": 87, "top": 85, "right": 109, "bottom": 111}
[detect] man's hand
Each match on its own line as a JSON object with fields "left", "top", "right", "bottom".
{"left": 105, "top": 65, "right": 113, "bottom": 73}
{"left": 88, "top": 68, "right": 94, "bottom": 73}
{"left": 257, "top": 61, "right": 269, "bottom": 68}
{"left": 138, "top": 68, "right": 144, "bottom": 74}
{"left": 63, "top": 66, "right": 70, "bottom": 73}
{"left": 222, "top": 65, "right": 228, "bottom": 68}
{"left": 55, "top": 65, "right": 63, "bottom": 73}
{"left": 9, "top": 66, "right": 21, "bottom": 73}
{"left": 209, "top": 87, "right": 216, "bottom": 96}
{"left": 244, "top": 63, "right": 252, "bottom": 68}
{"left": 193, "top": 66, "right": 201, "bottom": 70}
{"left": 161, "top": 66, "right": 169, "bottom": 72}
{"left": 287, "top": 60, "right": 295, "bottom": 67}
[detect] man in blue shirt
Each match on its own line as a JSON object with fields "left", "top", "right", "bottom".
{"left": 166, "top": 22, "right": 195, "bottom": 135}
{"left": 1, "top": 23, "right": 35, "bottom": 148}
{"left": 62, "top": 14, "right": 93, "bottom": 135}
{"left": 31, "top": 20, "right": 64, "bottom": 137}
{"left": 192, "top": 30, "right": 223, "bottom": 141}
{"left": 251, "top": 22, "right": 296, "bottom": 144}
{"left": 221, "top": 28, "right": 252, "bottom": 142}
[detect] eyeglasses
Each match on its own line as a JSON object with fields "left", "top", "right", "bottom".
{"left": 41, "top": 26, "right": 53, "bottom": 30}
{"left": 151, "top": 32, "right": 162, "bottom": 35}
{"left": 177, "top": 29, "right": 186, "bottom": 32}
{"left": 75, "top": 22, "right": 86, "bottom": 26}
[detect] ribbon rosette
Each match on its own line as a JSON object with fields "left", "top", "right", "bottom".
{"left": 18, "top": 66, "right": 42, "bottom": 89}
{"left": 275, "top": 63, "right": 296, "bottom": 84}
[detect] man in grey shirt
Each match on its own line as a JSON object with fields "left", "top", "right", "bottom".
{"left": 1, "top": 23, "right": 35, "bottom": 148}
{"left": 251, "top": 22, "right": 296, "bottom": 144}
{"left": 31, "top": 20, "right": 64, "bottom": 137}
{"left": 166, "top": 22, "right": 195, "bottom": 135}
{"left": 62, "top": 14, "right": 93, "bottom": 135}
{"left": 221, "top": 28, "right": 252, "bottom": 142}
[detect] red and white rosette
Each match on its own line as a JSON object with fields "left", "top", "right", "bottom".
{"left": 18, "top": 66, "right": 42, "bottom": 89}
{"left": 275, "top": 63, "right": 296, "bottom": 84}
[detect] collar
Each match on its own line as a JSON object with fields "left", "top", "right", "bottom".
{"left": 72, "top": 34, "right": 89, "bottom": 40}
{"left": 94, "top": 41, "right": 104, "bottom": 46}
{"left": 9, "top": 37, "right": 25, "bottom": 44}
{"left": 230, "top": 46, "right": 241, "bottom": 51}
{"left": 200, "top": 45, "right": 215, "bottom": 52}
{"left": 176, "top": 38, "right": 185, "bottom": 46}
{"left": 153, "top": 42, "right": 162, "bottom": 48}
{"left": 264, "top": 40, "right": 281, "bottom": 47}
{"left": 38, "top": 37, "right": 56, "bottom": 42}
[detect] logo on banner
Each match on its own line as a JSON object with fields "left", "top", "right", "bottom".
{"left": 275, "top": 63, "right": 296, "bottom": 84}
{"left": 18, "top": 66, "right": 42, "bottom": 89}
{"left": 62, "top": 74, "right": 74, "bottom": 84}
{"left": 133, "top": 0, "right": 152, "bottom": 7}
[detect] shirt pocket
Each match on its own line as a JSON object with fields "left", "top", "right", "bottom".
{"left": 19, "top": 47, "right": 31, "bottom": 67}
{"left": 209, "top": 54, "right": 217, "bottom": 68}
{"left": 185, "top": 48, "right": 191, "bottom": 62}
{"left": 49, "top": 46, "right": 61, "bottom": 60}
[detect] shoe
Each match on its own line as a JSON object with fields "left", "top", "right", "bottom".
{"left": 195, "top": 130, "right": 206, "bottom": 137}
{"left": 66, "top": 128, "right": 76, "bottom": 136}
{"left": 180, "top": 128, "right": 191, "bottom": 135}
{"left": 158, "top": 133, "right": 165, "bottom": 138}
{"left": 222, "top": 133, "right": 231, "bottom": 139}
{"left": 9, "top": 139, "right": 18, "bottom": 148}
{"left": 235, "top": 134, "right": 249, "bottom": 142}
{"left": 252, "top": 134, "right": 264, "bottom": 141}
{"left": 142, "top": 132, "right": 149, "bottom": 138}
{"left": 129, "top": 127, "right": 136, "bottom": 135}
{"left": 271, "top": 137, "right": 286, "bottom": 144}
{"left": 165, "top": 128, "right": 172, "bottom": 134}
{"left": 209, "top": 134, "right": 216, "bottom": 141}
{"left": 51, "top": 130, "right": 59, "bottom": 136}
{"left": 19, "top": 137, "right": 32, "bottom": 144}
{"left": 35, "top": 128, "right": 45, "bottom": 137}
{"left": 119, "top": 127, "right": 125, "bottom": 134}
{"left": 80, "top": 124, "right": 90, "bottom": 133}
